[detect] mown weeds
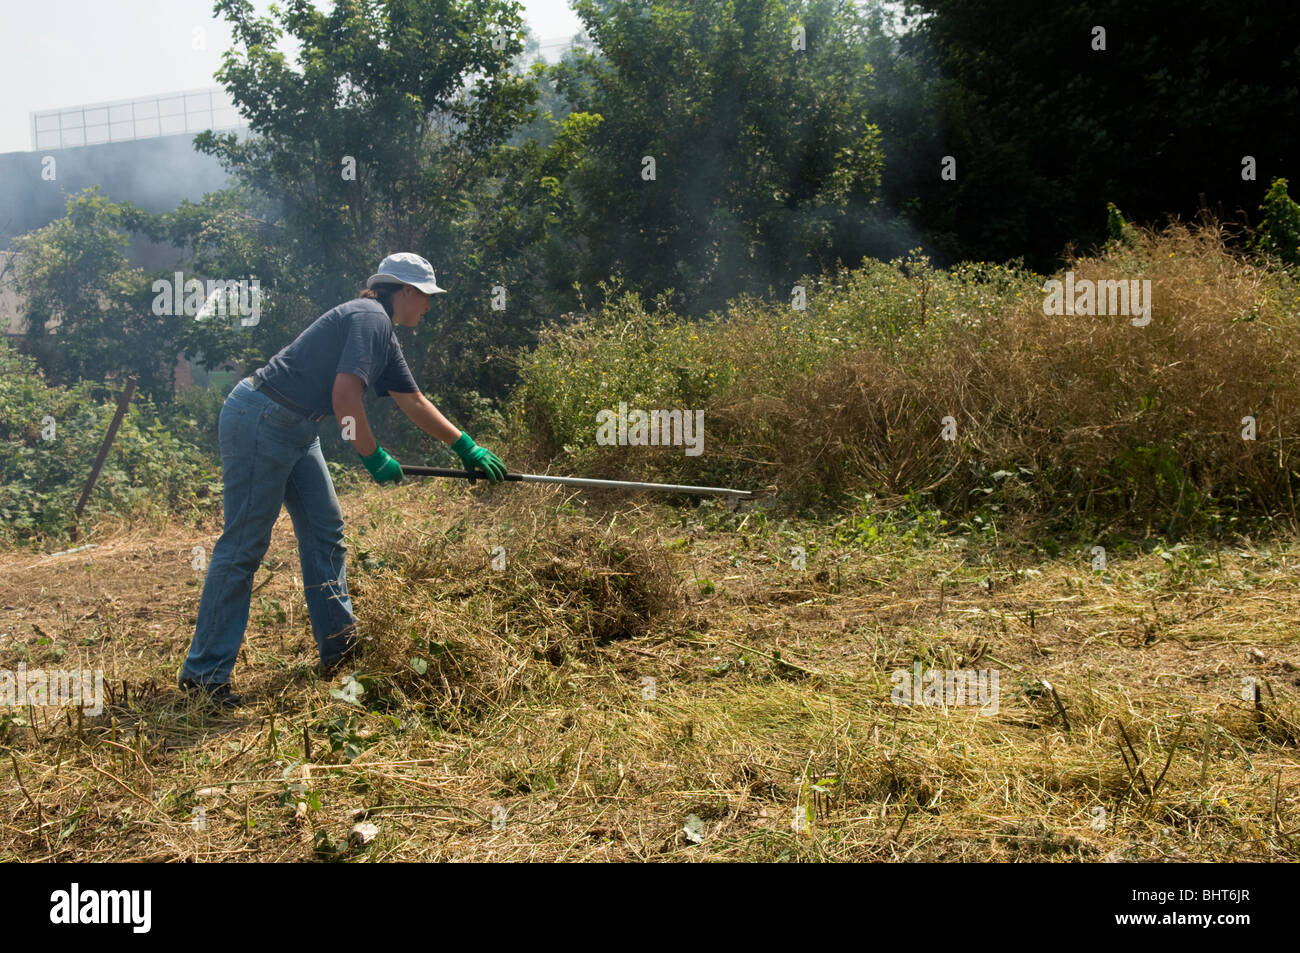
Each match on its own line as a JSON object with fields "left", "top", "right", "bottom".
{"left": 1, "top": 481, "right": 1296, "bottom": 862}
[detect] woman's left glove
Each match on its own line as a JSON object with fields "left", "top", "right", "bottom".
{"left": 359, "top": 444, "right": 403, "bottom": 485}
{"left": 450, "top": 432, "right": 506, "bottom": 484}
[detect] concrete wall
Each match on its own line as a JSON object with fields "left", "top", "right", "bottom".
{"left": 0, "top": 131, "right": 236, "bottom": 259}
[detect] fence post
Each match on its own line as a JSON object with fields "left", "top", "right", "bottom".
{"left": 70, "top": 378, "right": 137, "bottom": 541}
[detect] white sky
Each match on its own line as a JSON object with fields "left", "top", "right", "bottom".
{"left": 0, "top": 0, "right": 586, "bottom": 154}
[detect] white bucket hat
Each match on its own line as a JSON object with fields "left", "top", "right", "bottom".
{"left": 366, "top": 252, "right": 447, "bottom": 294}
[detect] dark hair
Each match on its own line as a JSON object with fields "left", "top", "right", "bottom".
{"left": 359, "top": 282, "right": 404, "bottom": 317}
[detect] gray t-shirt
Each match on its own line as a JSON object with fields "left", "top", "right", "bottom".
{"left": 255, "top": 298, "right": 419, "bottom": 416}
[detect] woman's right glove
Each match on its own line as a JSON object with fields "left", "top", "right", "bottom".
{"left": 359, "top": 444, "right": 403, "bottom": 485}
{"left": 450, "top": 432, "right": 506, "bottom": 484}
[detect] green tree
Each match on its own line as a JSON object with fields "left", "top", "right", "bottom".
{"left": 426, "top": 108, "right": 603, "bottom": 416}
{"left": 858, "top": 1, "right": 946, "bottom": 259}
{"left": 908, "top": 0, "right": 1300, "bottom": 267}
{"left": 550, "top": 0, "right": 887, "bottom": 313}
{"left": 198, "top": 0, "right": 537, "bottom": 303}
{"left": 11, "top": 188, "right": 180, "bottom": 401}
{"left": 193, "top": 0, "right": 598, "bottom": 429}
{"left": 152, "top": 186, "right": 318, "bottom": 384}
{"left": 0, "top": 338, "right": 217, "bottom": 540}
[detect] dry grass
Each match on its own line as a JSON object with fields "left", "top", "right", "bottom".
{"left": 1, "top": 477, "right": 1297, "bottom": 862}
{"left": 705, "top": 223, "right": 1300, "bottom": 531}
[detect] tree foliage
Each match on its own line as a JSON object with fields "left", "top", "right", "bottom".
{"left": 197, "top": 0, "right": 535, "bottom": 300}
{"left": 552, "top": 0, "right": 887, "bottom": 313}
{"left": 11, "top": 189, "right": 177, "bottom": 401}
{"left": 906, "top": 0, "right": 1300, "bottom": 267}
{"left": 190, "top": 0, "right": 592, "bottom": 428}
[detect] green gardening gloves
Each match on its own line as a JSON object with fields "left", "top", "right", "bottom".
{"left": 450, "top": 431, "right": 506, "bottom": 484}
{"left": 359, "top": 444, "right": 403, "bottom": 485}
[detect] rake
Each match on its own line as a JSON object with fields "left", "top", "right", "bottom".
{"left": 401, "top": 465, "right": 758, "bottom": 500}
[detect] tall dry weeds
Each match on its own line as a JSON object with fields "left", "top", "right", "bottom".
{"left": 708, "top": 223, "right": 1298, "bottom": 534}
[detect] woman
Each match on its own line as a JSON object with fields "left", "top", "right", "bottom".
{"left": 179, "top": 252, "right": 506, "bottom": 708}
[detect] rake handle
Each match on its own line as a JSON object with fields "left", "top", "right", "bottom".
{"left": 399, "top": 465, "right": 755, "bottom": 499}
{"left": 401, "top": 465, "right": 523, "bottom": 482}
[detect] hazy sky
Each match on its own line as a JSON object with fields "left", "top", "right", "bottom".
{"left": 0, "top": 0, "right": 586, "bottom": 155}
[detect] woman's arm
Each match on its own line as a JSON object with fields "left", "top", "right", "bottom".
{"left": 389, "top": 389, "right": 461, "bottom": 445}
{"left": 332, "top": 372, "right": 379, "bottom": 456}
{"left": 391, "top": 389, "right": 507, "bottom": 482}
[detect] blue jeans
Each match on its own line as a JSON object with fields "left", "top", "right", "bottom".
{"left": 181, "top": 378, "right": 356, "bottom": 685}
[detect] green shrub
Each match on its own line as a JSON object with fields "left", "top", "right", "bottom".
{"left": 0, "top": 339, "right": 219, "bottom": 541}
{"left": 508, "top": 255, "right": 1037, "bottom": 486}
{"left": 1256, "top": 177, "right": 1300, "bottom": 267}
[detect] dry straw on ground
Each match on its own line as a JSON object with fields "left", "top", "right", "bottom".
{"left": 0, "top": 477, "right": 1296, "bottom": 861}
